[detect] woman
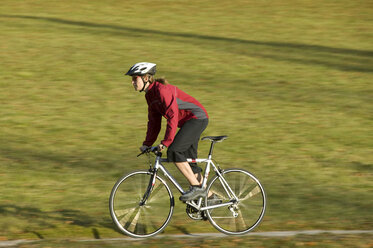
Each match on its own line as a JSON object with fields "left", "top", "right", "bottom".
{"left": 126, "top": 62, "right": 209, "bottom": 202}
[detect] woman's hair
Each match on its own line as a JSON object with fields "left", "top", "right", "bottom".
{"left": 147, "top": 74, "right": 168, "bottom": 85}
{"left": 155, "top": 77, "right": 168, "bottom": 85}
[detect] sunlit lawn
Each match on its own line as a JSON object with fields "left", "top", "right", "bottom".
{"left": 0, "top": 0, "right": 372, "bottom": 243}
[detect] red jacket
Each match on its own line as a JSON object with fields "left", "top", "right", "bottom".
{"left": 143, "top": 81, "right": 208, "bottom": 147}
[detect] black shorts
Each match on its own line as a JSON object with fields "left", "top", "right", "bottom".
{"left": 167, "top": 118, "right": 208, "bottom": 174}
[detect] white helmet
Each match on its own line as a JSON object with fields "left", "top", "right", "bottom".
{"left": 125, "top": 62, "right": 156, "bottom": 76}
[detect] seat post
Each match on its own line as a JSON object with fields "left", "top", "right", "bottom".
{"left": 208, "top": 141, "right": 216, "bottom": 158}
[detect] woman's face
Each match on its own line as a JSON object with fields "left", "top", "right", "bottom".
{"left": 131, "top": 75, "right": 144, "bottom": 91}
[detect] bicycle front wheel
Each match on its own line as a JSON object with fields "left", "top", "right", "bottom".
{"left": 109, "top": 171, "right": 174, "bottom": 238}
{"left": 205, "top": 169, "right": 266, "bottom": 235}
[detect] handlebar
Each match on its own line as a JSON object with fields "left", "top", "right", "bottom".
{"left": 137, "top": 146, "right": 161, "bottom": 157}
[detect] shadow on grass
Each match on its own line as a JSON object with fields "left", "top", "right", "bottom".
{"left": 1, "top": 14, "right": 372, "bottom": 73}
{"left": 0, "top": 142, "right": 126, "bottom": 172}
{"left": 170, "top": 225, "right": 191, "bottom": 235}
{"left": 0, "top": 204, "right": 116, "bottom": 238}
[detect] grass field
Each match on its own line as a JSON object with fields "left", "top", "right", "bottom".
{"left": 8, "top": 233, "right": 373, "bottom": 248}
{"left": 0, "top": 0, "right": 372, "bottom": 246}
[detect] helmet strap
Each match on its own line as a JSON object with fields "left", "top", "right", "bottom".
{"left": 139, "top": 76, "right": 149, "bottom": 92}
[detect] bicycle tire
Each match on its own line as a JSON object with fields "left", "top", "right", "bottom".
{"left": 205, "top": 168, "right": 266, "bottom": 235}
{"left": 109, "top": 170, "right": 174, "bottom": 238}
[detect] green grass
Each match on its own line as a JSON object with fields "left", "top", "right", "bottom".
{"left": 11, "top": 234, "right": 373, "bottom": 248}
{"left": 0, "top": 0, "right": 372, "bottom": 245}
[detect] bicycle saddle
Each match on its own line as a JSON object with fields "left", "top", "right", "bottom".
{"left": 201, "top": 136, "right": 228, "bottom": 142}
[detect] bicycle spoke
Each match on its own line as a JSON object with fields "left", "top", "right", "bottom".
{"left": 218, "top": 177, "right": 235, "bottom": 199}
{"left": 142, "top": 205, "right": 161, "bottom": 232}
{"left": 236, "top": 209, "right": 248, "bottom": 230}
{"left": 229, "top": 214, "right": 236, "bottom": 231}
{"left": 138, "top": 176, "right": 147, "bottom": 197}
{"left": 115, "top": 207, "right": 137, "bottom": 219}
{"left": 239, "top": 185, "right": 261, "bottom": 201}
{"left": 118, "top": 207, "right": 138, "bottom": 226}
{"left": 124, "top": 207, "right": 142, "bottom": 232}
{"left": 211, "top": 189, "right": 229, "bottom": 201}
{"left": 212, "top": 177, "right": 240, "bottom": 201}
{"left": 110, "top": 171, "right": 174, "bottom": 238}
{"left": 147, "top": 182, "right": 166, "bottom": 204}
{"left": 237, "top": 181, "right": 255, "bottom": 198}
{"left": 115, "top": 200, "right": 141, "bottom": 209}
{"left": 140, "top": 206, "right": 151, "bottom": 232}
{"left": 135, "top": 208, "right": 149, "bottom": 234}
{"left": 239, "top": 174, "right": 247, "bottom": 193}
{"left": 206, "top": 169, "right": 266, "bottom": 235}
{"left": 239, "top": 200, "right": 264, "bottom": 209}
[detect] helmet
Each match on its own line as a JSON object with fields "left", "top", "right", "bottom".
{"left": 125, "top": 62, "right": 156, "bottom": 76}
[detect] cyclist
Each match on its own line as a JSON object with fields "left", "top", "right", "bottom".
{"left": 126, "top": 62, "right": 209, "bottom": 202}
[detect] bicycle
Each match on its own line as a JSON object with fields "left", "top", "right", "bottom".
{"left": 109, "top": 135, "right": 266, "bottom": 238}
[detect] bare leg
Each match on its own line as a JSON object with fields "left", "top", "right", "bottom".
{"left": 195, "top": 172, "right": 212, "bottom": 197}
{"left": 195, "top": 173, "right": 202, "bottom": 185}
{"left": 175, "top": 162, "right": 213, "bottom": 197}
{"left": 175, "top": 162, "right": 201, "bottom": 186}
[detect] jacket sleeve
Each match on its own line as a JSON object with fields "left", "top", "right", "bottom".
{"left": 143, "top": 106, "right": 162, "bottom": 147}
{"left": 159, "top": 87, "right": 179, "bottom": 147}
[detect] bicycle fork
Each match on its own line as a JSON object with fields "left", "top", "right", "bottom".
{"left": 139, "top": 169, "right": 157, "bottom": 206}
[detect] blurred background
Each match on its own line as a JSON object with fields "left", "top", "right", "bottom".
{"left": 0, "top": 0, "right": 372, "bottom": 246}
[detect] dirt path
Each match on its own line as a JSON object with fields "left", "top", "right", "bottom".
{"left": 1, "top": 230, "right": 373, "bottom": 247}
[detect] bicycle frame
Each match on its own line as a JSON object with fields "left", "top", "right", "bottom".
{"left": 110, "top": 135, "right": 266, "bottom": 238}
{"left": 145, "top": 153, "right": 239, "bottom": 212}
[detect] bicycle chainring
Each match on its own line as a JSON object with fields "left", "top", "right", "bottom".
{"left": 186, "top": 205, "right": 206, "bottom": 221}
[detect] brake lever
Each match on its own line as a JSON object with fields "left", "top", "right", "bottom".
{"left": 136, "top": 151, "right": 144, "bottom": 157}
{"left": 137, "top": 148, "right": 149, "bottom": 157}
{"left": 137, "top": 147, "right": 158, "bottom": 157}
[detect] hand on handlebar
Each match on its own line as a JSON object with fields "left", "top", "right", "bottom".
{"left": 137, "top": 145, "right": 159, "bottom": 157}
{"left": 140, "top": 145, "right": 150, "bottom": 152}
{"left": 137, "top": 144, "right": 166, "bottom": 157}
{"left": 137, "top": 145, "right": 150, "bottom": 157}
{"left": 157, "top": 143, "right": 167, "bottom": 152}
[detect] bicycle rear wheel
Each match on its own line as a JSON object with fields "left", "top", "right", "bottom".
{"left": 205, "top": 169, "right": 266, "bottom": 235}
{"left": 109, "top": 171, "right": 174, "bottom": 238}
